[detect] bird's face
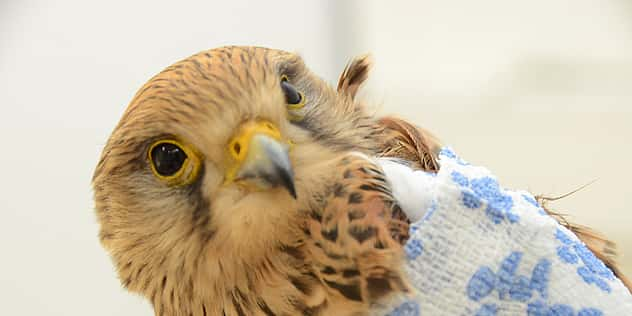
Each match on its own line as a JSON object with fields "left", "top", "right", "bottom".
{"left": 93, "top": 47, "right": 378, "bottom": 293}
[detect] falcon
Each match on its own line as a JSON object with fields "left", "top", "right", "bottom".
{"left": 93, "top": 46, "right": 629, "bottom": 316}
{"left": 93, "top": 46, "right": 416, "bottom": 316}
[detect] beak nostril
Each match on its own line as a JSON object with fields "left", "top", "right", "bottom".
{"left": 227, "top": 121, "right": 294, "bottom": 196}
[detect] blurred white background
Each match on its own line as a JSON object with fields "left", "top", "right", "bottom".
{"left": 1, "top": 0, "right": 630, "bottom": 315}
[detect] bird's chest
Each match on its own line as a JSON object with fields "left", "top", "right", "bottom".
{"left": 212, "top": 283, "right": 367, "bottom": 316}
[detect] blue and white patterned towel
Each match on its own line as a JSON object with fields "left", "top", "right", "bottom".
{"left": 376, "top": 148, "right": 632, "bottom": 316}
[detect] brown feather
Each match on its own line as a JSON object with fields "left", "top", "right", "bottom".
{"left": 376, "top": 117, "right": 441, "bottom": 172}
{"left": 337, "top": 54, "right": 372, "bottom": 99}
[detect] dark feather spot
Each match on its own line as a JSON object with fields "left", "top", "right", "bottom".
{"left": 343, "top": 170, "right": 353, "bottom": 179}
{"left": 360, "top": 184, "right": 387, "bottom": 192}
{"left": 232, "top": 294, "right": 246, "bottom": 316}
{"left": 257, "top": 300, "right": 276, "bottom": 316}
{"left": 301, "top": 226, "right": 311, "bottom": 236}
{"left": 348, "top": 192, "right": 363, "bottom": 204}
{"left": 324, "top": 280, "right": 362, "bottom": 302}
{"left": 333, "top": 183, "right": 346, "bottom": 197}
{"left": 321, "top": 226, "right": 338, "bottom": 241}
{"left": 349, "top": 226, "right": 376, "bottom": 243}
{"left": 342, "top": 269, "right": 360, "bottom": 278}
{"left": 290, "top": 275, "right": 312, "bottom": 294}
{"left": 310, "top": 210, "right": 323, "bottom": 222}
{"left": 321, "top": 266, "right": 336, "bottom": 275}
{"left": 348, "top": 209, "right": 365, "bottom": 221}
{"left": 326, "top": 251, "right": 344, "bottom": 260}
{"left": 235, "top": 289, "right": 249, "bottom": 307}
{"left": 375, "top": 240, "right": 387, "bottom": 249}
{"left": 366, "top": 277, "right": 393, "bottom": 300}
{"left": 123, "top": 261, "right": 132, "bottom": 270}
{"left": 280, "top": 244, "right": 305, "bottom": 260}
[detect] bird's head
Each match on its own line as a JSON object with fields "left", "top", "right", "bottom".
{"left": 92, "top": 46, "right": 377, "bottom": 297}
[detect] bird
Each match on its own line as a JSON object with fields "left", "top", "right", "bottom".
{"left": 93, "top": 46, "right": 629, "bottom": 316}
{"left": 93, "top": 46, "right": 415, "bottom": 316}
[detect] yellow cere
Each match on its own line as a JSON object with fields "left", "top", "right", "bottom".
{"left": 225, "top": 120, "right": 286, "bottom": 183}
{"left": 148, "top": 139, "right": 202, "bottom": 186}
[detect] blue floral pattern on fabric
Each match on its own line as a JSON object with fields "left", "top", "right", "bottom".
{"left": 439, "top": 147, "right": 470, "bottom": 165}
{"left": 386, "top": 301, "right": 421, "bottom": 316}
{"left": 450, "top": 171, "right": 519, "bottom": 224}
{"left": 466, "top": 251, "right": 603, "bottom": 315}
{"left": 527, "top": 301, "right": 603, "bottom": 316}
{"left": 405, "top": 239, "right": 424, "bottom": 260}
{"left": 421, "top": 200, "right": 438, "bottom": 223}
{"left": 475, "top": 303, "right": 498, "bottom": 316}
{"left": 380, "top": 148, "right": 632, "bottom": 315}
{"left": 555, "top": 228, "right": 615, "bottom": 293}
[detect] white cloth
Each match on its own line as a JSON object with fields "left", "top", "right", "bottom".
{"left": 375, "top": 148, "right": 632, "bottom": 316}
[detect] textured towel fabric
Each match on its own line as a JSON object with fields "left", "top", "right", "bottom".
{"left": 375, "top": 148, "right": 632, "bottom": 316}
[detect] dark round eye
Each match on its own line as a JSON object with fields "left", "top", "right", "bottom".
{"left": 281, "top": 79, "right": 303, "bottom": 105}
{"left": 150, "top": 142, "right": 188, "bottom": 176}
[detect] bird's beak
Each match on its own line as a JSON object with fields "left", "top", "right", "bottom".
{"left": 227, "top": 121, "right": 296, "bottom": 199}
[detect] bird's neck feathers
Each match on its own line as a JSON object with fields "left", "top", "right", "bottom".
{"left": 133, "top": 208, "right": 308, "bottom": 315}
{"left": 208, "top": 185, "right": 303, "bottom": 256}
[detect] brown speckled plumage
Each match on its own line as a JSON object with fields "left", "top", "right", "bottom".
{"left": 93, "top": 46, "right": 410, "bottom": 316}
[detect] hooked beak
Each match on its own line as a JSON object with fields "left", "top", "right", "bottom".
{"left": 228, "top": 121, "right": 296, "bottom": 199}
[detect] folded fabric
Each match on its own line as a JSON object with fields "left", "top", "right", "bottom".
{"left": 375, "top": 148, "right": 632, "bottom": 316}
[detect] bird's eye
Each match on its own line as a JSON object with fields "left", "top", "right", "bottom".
{"left": 281, "top": 76, "right": 303, "bottom": 105}
{"left": 151, "top": 143, "right": 186, "bottom": 175}
{"left": 148, "top": 140, "right": 201, "bottom": 186}
{"left": 281, "top": 75, "right": 306, "bottom": 121}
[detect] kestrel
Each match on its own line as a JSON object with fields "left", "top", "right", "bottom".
{"left": 93, "top": 46, "right": 629, "bottom": 316}
{"left": 94, "top": 46, "right": 415, "bottom": 316}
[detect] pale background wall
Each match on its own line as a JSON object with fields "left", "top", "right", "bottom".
{"left": 0, "top": 1, "right": 630, "bottom": 315}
